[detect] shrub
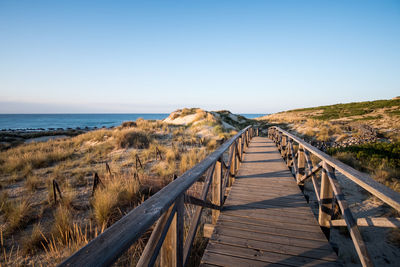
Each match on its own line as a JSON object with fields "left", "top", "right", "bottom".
{"left": 116, "top": 129, "right": 151, "bottom": 149}
{"left": 328, "top": 142, "right": 400, "bottom": 192}
{"left": 121, "top": 121, "right": 137, "bottom": 128}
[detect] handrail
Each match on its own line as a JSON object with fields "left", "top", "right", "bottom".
{"left": 268, "top": 126, "right": 400, "bottom": 267}
{"left": 270, "top": 126, "right": 400, "bottom": 212}
{"left": 61, "top": 125, "right": 254, "bottom": 267}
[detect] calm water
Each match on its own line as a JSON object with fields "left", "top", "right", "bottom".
{"left": 0, "top": 113, "right": 265, "bottom": 130}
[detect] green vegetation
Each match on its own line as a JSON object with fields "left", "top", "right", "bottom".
{"left": 328, "top": 142, "right": 400, "bottom": 170}
{"left": 328, "top": 142, "right": 400, "bottom": 192}
{"left": 289, "top": 99, "right": 400, "bottom": 120}
{"left": 387, "top": 109, "right": 400, "bottom": 116}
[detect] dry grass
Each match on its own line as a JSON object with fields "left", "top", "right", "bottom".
{"left": 25, "top": 174, "right": 41, "bottom": 191}
{"left": 165, "top": 146, "right": 180, "bottom": 162}
{"left": 205, "top": 138, "right": 218, "bottom": 151}
{"left": 0, "top": 140, "right": 75, "bottom": 175}
{"left": 22, "top": 223, "right": 46, "bottom": 255}
{"left": 42, "top": 222, "right": 106, "bottom": 265}
{"left": 3, "top": 198, "right": 31, "bottom": 234}
{"left": 92, "top": 187, "right": 119, "bottom": 227}
{"left": 180, "top": 148, "right": 207, "bottom": 173}
{"left": 316, "top": 127, "right": 330, "bottom": 142}
{"left": 52, "top": 206, "right": 73, "bottom": 240}
{"left": 92, "top": 174, "right": 140, "bottom": 226}
{"left": 0, "top": 114, "right": 233, "bottom": 265}
{"left": 72, "top": 129, "right": 111, "bottom": 146}
{"left": 151, "top": 161, "right": 176, "bottom": 181}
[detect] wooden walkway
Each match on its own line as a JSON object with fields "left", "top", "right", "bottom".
{"left": 201, "top": 137, "right": 340, "bottom": 267}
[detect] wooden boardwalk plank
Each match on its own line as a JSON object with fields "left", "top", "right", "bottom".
{"left": 201, "top": 137, "right": 339, "bottom": 266}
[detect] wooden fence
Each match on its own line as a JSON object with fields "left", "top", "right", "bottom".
{"left": 60, "top": 126, "right": 255, "bottom": 267}
{"left": 268, "top": 126, "right": 400, "bottom": 267}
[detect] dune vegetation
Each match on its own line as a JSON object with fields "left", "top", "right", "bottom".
{"left": 257, "top": 98, "right": 400, "bottom": 189}
{"left": 0, "top": 109, "right": 252, "bottom": 266}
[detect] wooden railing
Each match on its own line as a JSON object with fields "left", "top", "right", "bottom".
{"left": 60, "top": 126, "right": 255, "bottom": 267}
{"left": 268, "top": 126, "right": 400, "bottom": 267}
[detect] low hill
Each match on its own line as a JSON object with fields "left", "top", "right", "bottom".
{"left": 257, "top": 98, "right": 400, "bottom": 145}
{"left": 164, "top": 108, "right": 252, "bottom": 139}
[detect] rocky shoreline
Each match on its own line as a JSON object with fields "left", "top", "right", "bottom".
{"left": 0, "top": 127, "right": 102, "bottom": 150}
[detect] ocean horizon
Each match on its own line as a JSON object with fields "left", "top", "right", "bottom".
{"left": 0, "top": 113, "right": 265, "bottom": 130}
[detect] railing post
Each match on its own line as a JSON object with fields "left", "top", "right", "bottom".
{"left": 160, "top": 196, "right": 184, "bottom": 267}
{"left": 229, "top": 144, "right": 236, "bottom": 187}
{"left": 212, "top": 160, "right": 222, "bottom": 224}
{"left": 319, "top": 162, "right": 334, "bottom": 231}
{"left": 235, "top": 140, "right": 240, "bottom": 172}
{"left": 297, "top": 145, "right": 305, "bottom": 183}
{"left": 240, "top": 135, "right": 244, "bottom": 159}
{"left": 238, "top": 136, "right": 243, "bottom": 161}
{"left": 281, "top": 135, "right": 287, "bottom": 158}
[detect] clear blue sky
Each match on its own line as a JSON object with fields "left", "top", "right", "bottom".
{"left": 0, "top": 0, "right": 399, "bottom": 113}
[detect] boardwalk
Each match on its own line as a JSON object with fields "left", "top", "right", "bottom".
{"left": 201, "top": 137, "right": 340, "bottom": 266}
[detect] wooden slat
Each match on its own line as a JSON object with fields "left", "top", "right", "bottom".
{"left": 331, "top": 217, "right": 400, "bottom": 228}
{"left": 218, "top": 214, "right": 324, "bottom": 233}
{"left": 221, "top": 209, "right": 321, "bottom": 225}
{"left": 211, "top": 227, "right": 332, "bottom": 250}
{"left": 223, "top": 201, "right": 316, "bottom": 215}
{"left": 211, "top": 235, "right": 338, "bottom": 261}
{"left": 202, "top": 251, "right": 288, "bottom": 267}
{"left": 205, "top": 243, "right": 340, "bottom": 267}
{"left": 215, "top": 220, "right": 327, "bottom": 241}
{"left": 227, "top": 190, "right": 306, "bottom": 201}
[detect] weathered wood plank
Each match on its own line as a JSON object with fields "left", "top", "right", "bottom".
{"left": 215, "top": 220, "right": 327, "bottom": 241}
{"left": 202, "top": 251, "right": 288, "bottom": 267}
{"left": 205, "top": 243, "right": 340, "bottom": 267}
{"left": 211, "top": 235, "right": 338, "bottom": 261}
{"left": 221, "top": 209, "right": 320, "bottom": 225}
{"left": 211, "top": 227, "right": 332, "bottom": 250}
{"left": 218, "top": 214, "right": 323, "bottom": 233}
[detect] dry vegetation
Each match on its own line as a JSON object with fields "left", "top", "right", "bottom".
{"left": 0, "top": 111, "right": 244, "bottom": 265}
{"left": 258, "top": 98, "right": 400, "bottom": 143}
{"left": 257, "top": 99, "right": 400, "bottom": 193}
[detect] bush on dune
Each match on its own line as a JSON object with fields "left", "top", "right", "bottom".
{"left": 115, "top": 129, "right": 151, "bottom": 149}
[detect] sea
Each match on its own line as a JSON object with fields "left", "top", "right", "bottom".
{"left": 0, "top": 113, "right": 265, "bottom": 130}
